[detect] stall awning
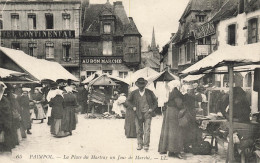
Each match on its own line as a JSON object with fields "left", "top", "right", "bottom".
{"left": 0, "top": 47, "right": 79, "bottom": 82}
{"left": 88, "top": 74, "right": 117, "bottom": 86}
{"left": 0, "top": 67, "right": 26, "bottom": 78}
{"left": 182, "top": 74, "right": 205, "bottom": 82}
{"left": 180, "top": 43, "right": 260, "bottom": 75}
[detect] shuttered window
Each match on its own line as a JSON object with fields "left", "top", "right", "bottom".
{"left": 248, "top": 18, "right": 258, "bottom": 44}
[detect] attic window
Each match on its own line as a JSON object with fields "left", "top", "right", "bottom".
{"left": 196, "top": 15, "right": 206, "bottom": 22}
{"left": 104, "top": 24, "right": 111, "bottom": 34}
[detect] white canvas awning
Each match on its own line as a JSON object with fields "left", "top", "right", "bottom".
{"left": 0, "top": 67, "right": 26, "bottom": 78}
{"left": 181, "top": 43, "right": 260, "bottom": 75}
{"left": 0, "top": 47, "right": 79, "bottom": 82}
{"left": 182, "top": 74, "right": 205, "bottom": 82}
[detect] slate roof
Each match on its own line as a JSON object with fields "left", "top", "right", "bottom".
{"left": 81, "top": 1, "right": 140, "bottom": 36}
{"left": 210, "top": 0, "right": 239, "bottom": 22}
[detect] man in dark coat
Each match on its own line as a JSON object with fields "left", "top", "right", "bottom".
{"left": 126, "top": 78, "right": 158, "bottom": 151}
{"left": 17, "top": 88, "right": 32, "bottom": 135}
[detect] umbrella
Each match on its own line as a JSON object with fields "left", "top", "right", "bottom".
{"left": 147, "top": 70, "right": 179, "bottom": 84}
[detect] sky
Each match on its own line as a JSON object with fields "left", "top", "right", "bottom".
{"left": 90, "top": 0, "right": 190, "bottom": 50}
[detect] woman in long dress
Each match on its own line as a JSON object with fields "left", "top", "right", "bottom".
{"left": 158, "top": 80, "right": 184, "bottom": 159}
{"left": 48, "top": 83, "right": 69, "bottom": 137}
{"left": 63, "top": 86, "right": 78, "bottom": 135}
{"left": 32, "top": 87, "right": 46, "bottom": 123}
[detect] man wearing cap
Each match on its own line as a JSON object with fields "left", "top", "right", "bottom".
{"left": 126, "top": 77, "right": 158, "bottom": 151}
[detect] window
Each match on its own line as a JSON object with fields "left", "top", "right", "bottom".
{"left": 103, "top": 70, "right": 112, "bottom": 75}
{"left": 63, "top": 42, "right": 71, "bottom": 61}
{"left": 185, "top": 45, "right": 191, "bottom": 62}
{"left": 248, "top": 18, "right": 258, "bottom": 44}
{"left": 103, "top": 41, "right": 112, "bottom": 55}
{"left": 86, "top": 71, "right": 96, "bottom": 77}
{"left": 45, "top": 42, "right": 54, "bottom": 59}
{"left": 119, "top": 71, "right": 128, "bottom": 78}
{"left": 129, "top": 47, "right": 135, "bottom": 53}
{"left": 28, "top": 43, "right": 37, "bottom": 57}
{"left": 88, "top": 48, "right": 98, "bottom": 55}
{"left": 0, "top": 14, "right": 2, "bottom": 29}
{"left": 62, "top": 13, "right": 70, "bottom": 29}
{"left": 178, "top": 47, "right": 182, "bottom": 64}
{"left": 196, "top": 15, "right": 206, "bottom": 22}
{"left": 228, "top": 24, "right": 236, "bottom": 46}
{"left": 28, "top": 14, "right": 36, "bottom": 30}
{"left": 11, "top": 13, "right": 19, "bottom": 30}
{"left": 104, "top": 24, "right": 111, "bottom": 33}
{"left": 11, "top": 42, "right": 20, "bottom": 50}
{"left": 45, "top": 13, "right": 53, "bottom": 29}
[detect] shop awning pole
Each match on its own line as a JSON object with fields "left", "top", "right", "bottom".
{"left": 228, "top": 64, "right": 235, "bottom": 162}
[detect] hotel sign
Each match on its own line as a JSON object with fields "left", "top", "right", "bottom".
{"left": 194, "top": 22, "right": 215, "bottom": 39}
{"left": 81, "top": 56, "right": 123, "bottom": 64}
{"left": 0, "top": 30, "right": 75, "bottom": 39}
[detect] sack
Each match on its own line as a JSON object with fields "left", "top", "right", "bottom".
{"left": 178, "top": 109, "right": 189, "bottom": 127}
{"left": 0, "top": 131, "right": 4, "bottom": 143}
{"left": 192, "top": 141, "right": 211, "bottom": 155}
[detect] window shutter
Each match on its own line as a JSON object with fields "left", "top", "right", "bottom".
{"left": 248, "top": 20, "right": 252, "bottom": 44}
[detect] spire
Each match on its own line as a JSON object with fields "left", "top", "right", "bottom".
{"left": 151, "top": 27, "right": 156, "bottom": 51}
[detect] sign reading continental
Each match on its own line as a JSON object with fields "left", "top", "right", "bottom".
{"left": 194, "top": 22, "right": 215, "bottom": 39}
{"left": 81, "top": 57, "right": 123, "bottom": 64}
{"left": 0, "top": 30, "right": 75, "bottom": 39}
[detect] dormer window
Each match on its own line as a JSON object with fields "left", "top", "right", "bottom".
{"left": 104, "top": 24, "right": 111, "bottom": 34}
{"left": 196, "top": 15, "right": 206, "bottom": 22}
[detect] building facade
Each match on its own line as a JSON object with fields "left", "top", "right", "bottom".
{"left": 80, "top": 1, "right": 141, "bottom": 81}
{"left": 0, "top": 0, "right": 81, "bottom": 78}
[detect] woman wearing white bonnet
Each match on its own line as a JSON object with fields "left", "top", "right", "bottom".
{"left": 0, "top": 81, "right": 7, "bottom": 101}
{"left": 158, "top": 79, "right": 184, "bottom": 159}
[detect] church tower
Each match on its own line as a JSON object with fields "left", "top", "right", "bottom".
{"left": 148, "top": 27, "right": 159, "bottom": 58}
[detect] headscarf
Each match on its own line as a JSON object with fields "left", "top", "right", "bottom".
{"left": 46, "top": 89, "right": 64, "bottom": 102}
{"left": 64, "top": 86, "right": 73, "bottom": 93}
{"left": 0, "top": 81, "right": 7, "bottom": 100}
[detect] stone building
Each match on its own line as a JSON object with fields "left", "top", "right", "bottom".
{"left": 0, "top": 0, "right": 81, "bottom": 78}
{"left": 80, "top": 0, "right": 141, "bottom": 80}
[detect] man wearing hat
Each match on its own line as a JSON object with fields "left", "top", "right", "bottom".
{"left": 126, "top": 77, "right": 158, "bottom": 151}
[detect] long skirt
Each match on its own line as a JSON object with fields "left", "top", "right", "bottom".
{"left": 158, "top": 106, "right": 183, "bottom": 153}
{"left": 51, "top": 119, "right": 69, "bottom": 137}
{"left": 124, "top": 109, "right": 137, "bottom": 138}
{"left": 62, "top": 108, "right": 76, "bottom": 132}
{"left": 21, "top": 108, "right": 31, "bottom": 130}
{"left": 35, "top": 104, "right": 46, "bottom": 120}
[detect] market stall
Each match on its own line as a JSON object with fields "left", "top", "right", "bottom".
{"left": 0, "top": 47, "right": 79, "bottom": 82}
{"left": 86, "top": 74, "right": 118, "bottom": 114}
{"left": 180, "top": 43, "right": 260, "bottom": 162}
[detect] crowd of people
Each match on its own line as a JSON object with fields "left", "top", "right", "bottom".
{"left": 0, "top": 76, "right": 251, "bottom": 159}
{"left": 0, "top": 80, "right": 80, "bottom": 152}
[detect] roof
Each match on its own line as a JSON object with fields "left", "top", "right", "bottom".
{"left": 180, "top": 43, "right": 260, "bottom": 75}
{"left": 179, "top": 0, "right": 213, "bottom": 21}
{"left": 245, "top": 0, "right": 260, "bottom": 13}
{"left": 0, "top": 47, "right": 78, "bottom": 82}
{"left": 210, "top": 0, "right": 239, "bottom": 23}
{"left": 81, "top": 1, "right": 140, "bottom": 36}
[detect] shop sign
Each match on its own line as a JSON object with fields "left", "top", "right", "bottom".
{"left": 81, "top": 56, "right": 123, "bottom": 64}
{"left": 194, "top": 22, "right": 215, "bottom": 39}
{"left": 196, "top": 45, "right": 210, "bottom": 56}
{"left": 0, "top": 30, "right": 75, "bottom": 39}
